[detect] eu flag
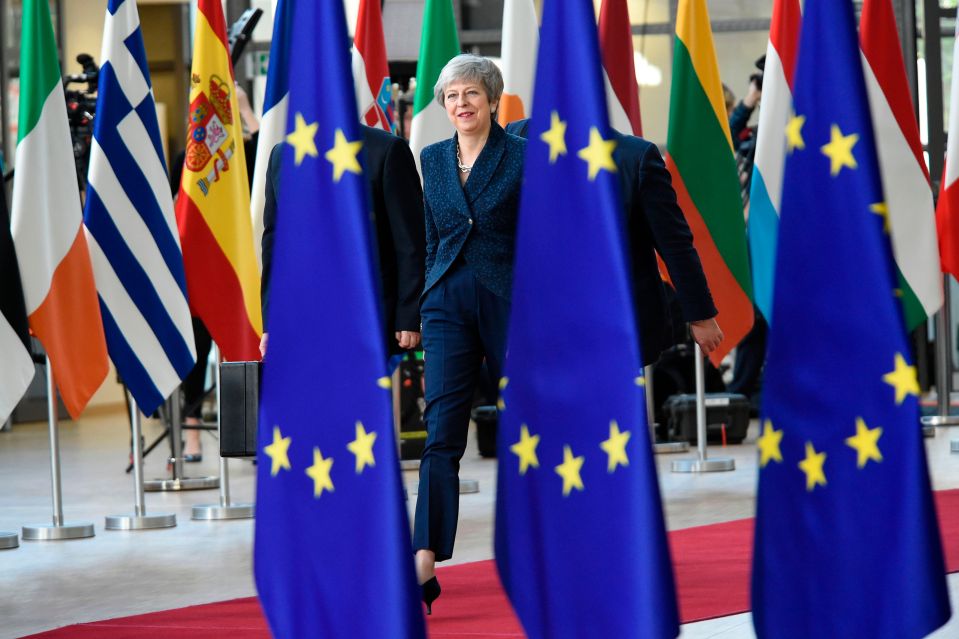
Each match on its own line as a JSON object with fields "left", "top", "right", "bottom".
{"left": 493, "top": 1, "right": 679, "bottom": 637}
{"left": 751, "top": 1, "right": 951, "bottom": 637}
{"left": 252, "top": 2, "right": 425, "bottom": 637}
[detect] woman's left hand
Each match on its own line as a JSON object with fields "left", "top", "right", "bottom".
{"left": 396, "top": 331, "right": 422, "bottom": 349}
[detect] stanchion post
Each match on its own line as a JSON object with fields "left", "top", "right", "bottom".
{"left": 21, "top": 357, "right": 95, "bottom": 541}
{"left": 671, "top": 344, "right": 735, "bottom": 473}
{"left": 105, "top": 397, "right": 176, "bottom": 530}
{"left": 144, "top": 389, "right": 219, "bottom": 492}
{"left": 193, "top": 344, "right": 254, "bottom": 520}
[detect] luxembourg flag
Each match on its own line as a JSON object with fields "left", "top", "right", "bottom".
{"left": 250, "top": 0, "right": 292, "bottom": 270}
{"left": 746, "top": 0, "right": 800, "bottom": 323}
{"left": 862, "top": 0, "right": 942, "bottom": 328}
{"left": 352, "top": 0, "right": 393, "bottom": 132}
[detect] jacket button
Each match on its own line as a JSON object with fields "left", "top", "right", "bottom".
{"left": 468, "top": 218, "right": 473, "bottom": 225}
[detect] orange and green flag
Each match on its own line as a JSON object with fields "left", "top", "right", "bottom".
{"left": 666, "top": 0, "right": 752, "bottom": 365}
{"left": 175, "top": 0, "right": 261, "bottom": 361}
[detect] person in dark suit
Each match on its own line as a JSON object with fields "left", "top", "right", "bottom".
{"left": 413, "top": 54, "right": 526, "bottom": 612}
{"left": 260, "top": 125, "right": 425, "bottom": 358}
{"left": 505, "top": 118, "right": 722, "bottom": 365}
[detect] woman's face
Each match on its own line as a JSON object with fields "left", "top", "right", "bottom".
{"left": 443, "top": 79, "right": 498, "bottom": 137}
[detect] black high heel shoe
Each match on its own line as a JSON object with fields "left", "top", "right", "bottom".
{"left": 421, "top": 576, "right": 441, "bottom": 615}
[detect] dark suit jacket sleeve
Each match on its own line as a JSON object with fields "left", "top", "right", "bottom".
{"left": 382, "top": 138, "right": 426, "bottom": 332}
{"left": 638, "top": 143, "right": 717, "bottom": 321}
{"left": 261, "top": 144, "right": 282, "bottom": 327}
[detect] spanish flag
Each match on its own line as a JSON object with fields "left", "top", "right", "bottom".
{"left": 175, "top": 0, "right": 261, "bottom": 361}
{"left": 666, "top": 0, "right": 752, "bottom": 365}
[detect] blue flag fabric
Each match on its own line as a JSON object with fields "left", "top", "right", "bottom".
{"left": 493, "top": 1, "right": 679, "bottom": 637}
{"left": 751, "top": 1, "right": 951, "bottom": 637}
{"left": 252, "top": 2, "right": 425, "bottom": 638}
{"left": 83, "top": 0, "right": 196, "bottom": 416}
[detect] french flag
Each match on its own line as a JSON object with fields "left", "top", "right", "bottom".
{"left": 352, "top": 0, "right": 393, "bottom": 132}
{"left": 747, "top": 0, "right": 800, "bottom": 324}
{"left": 250, "top": 0, "right": 292, "bottom": 271}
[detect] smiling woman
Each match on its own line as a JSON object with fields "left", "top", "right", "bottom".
{"left": 412, "top": 53, "right": 526, "bottom": 614}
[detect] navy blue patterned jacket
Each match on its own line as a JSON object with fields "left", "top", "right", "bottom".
{"left": 421, "top": 121, "right": 526, "bottom": 300}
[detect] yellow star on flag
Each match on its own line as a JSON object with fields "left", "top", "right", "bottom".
{"left": 377, "top": 376, "right": 391, "bottom": 389}
{"left": 846, "top": 417, "right": 883, "bottom": 469}
{"left": 577, "top": 127, "right": 617, "bottom": 180}
{"left": 786, "top": 114, "right": 805, "bottom": 153}
{"left": 540, "top": 111, "right": 568, "bottom": 163}
{"left": 347, "top": 421, "right": 377, "bottom": 473}
{"left": 306, "top": 447, "right": 334, "bottom": 497}
{"left": 498, "top": 377, "right": 509, "bottom": 411}
{"left": 325, "top": 128, "right": 363, "bottom": 182}
{"left": 756, "top": 419, "right": 784, "bottom": 468}
{"left": 600, "top": 420, "right": 631, "bottom": 473}
{"left": 870, "top": 202, "right": 890, "bottom": 233}
{"left": 264, "top": 425, "right": 292, "bottom": 476}
{"left": 798, "top": 442, "right": 827, "bottom": 492}
{"left": 820, "top": 124, "right": 858, "bottom": 176}
{"left": 286, "top": 112, "right": 318, "bottom": 165}
{"left": 635, "top": 376, "right": 645, "bottom": 387}
{"left": 883, "top": 352, "right": 919, "bottom": 405}
{"left": 555, "top": 445, "right": 585, "bottom": 496}
{"left": 510, "top": 424, "right": 540, "bottom": 475}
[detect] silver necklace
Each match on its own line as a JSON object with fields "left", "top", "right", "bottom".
{"left": 456, "top": 143, "right": 473, "bottom": 173}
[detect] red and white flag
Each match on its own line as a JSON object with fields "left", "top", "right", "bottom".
{"left": 352, "top": 0, "right": 393, "bottom": 131}
{"left": 600, "top": 0, "right": 642, "bottom": 136}
{"left": 938, "top": 22, "right": 959, "bottom": 278}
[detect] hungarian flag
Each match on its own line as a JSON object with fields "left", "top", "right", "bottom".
{"left": 938, "top": 23, "right": 959, "bottom": 276}
{"left": 352, "top": 0, "right": 393, "bottom": 132}
{"left": 666, "top": 0, "right": 753, "bottom": 365}
{"left": 747, "top": 0, "right": 800, "bottom": 324}
{"left": 1, "top": 182, "right": 33, "bottom": 425}
{"left": 11, "top": 0, "right": 108, "bottom": 418}
{"left": 862, "top": 0, "right": 942, "bottom": 328}
{"left": 176, "top": 0, "right": 262, "bottom": 361}
{"left": 497, "top": 0, "right": 538, "bottom": 126}
{"left": 409, "top": 0, "right": 460, "bottom": 176}
{"left": 599, "top": 0, "right": 642, "bottom": 136}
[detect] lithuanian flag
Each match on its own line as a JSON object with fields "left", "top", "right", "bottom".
{"left": 175, "top": 0, "right": 261, "bottom": 361}
{"left": 666, "top": 0, "right": 753, "bottom": 365}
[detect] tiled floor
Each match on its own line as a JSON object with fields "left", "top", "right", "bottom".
{"left": 1, "top": 405, "right": 957, "bottom": 638}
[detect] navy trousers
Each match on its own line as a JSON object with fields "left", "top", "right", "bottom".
{"left": 413, "top": 260, "right": 509, "bottom": 561}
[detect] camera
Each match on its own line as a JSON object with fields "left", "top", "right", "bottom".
{"left": 749, "top": 54, "right": 766, "bottom": 91}
{"left": 63, "top": 54, "right": 99, "bottom": 191}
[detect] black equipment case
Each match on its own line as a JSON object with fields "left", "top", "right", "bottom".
{"left": 219, "top": 361, "right": 261, "bottom": 457}
{"left": 664, "top": 392, "right": 750, "bottom": 445}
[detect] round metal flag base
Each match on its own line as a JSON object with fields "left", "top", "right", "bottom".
{"left": 459, "top": 479, "right": 479, "bottom": 494}
{"left": 22, "top": 522, "right": 95, "bottom": 541}
{"left": 921, "top": 415, "right": 959, "bottom": 427}
{"left": 671, "top": 457, "right": 736, "bottom": 473}
{"left": 951, "top": 440, "right": 959, "bottom": 454}
{"left": 105, "top": 513, "right": 176, "bottom": 530}
{"left": 654, "top": 441, "right": 689, "bottom": 454}
{"left": 0, "top": 531, "right": 19, "bottom": 549}
{"left": 192, "top": 503, "right": 255, "bottom": 520}
{"left": 144, "top": 476, "right": 219, "bottom": 492}
{"left": 923, "top": 424, "right": 936, "bottom": 438}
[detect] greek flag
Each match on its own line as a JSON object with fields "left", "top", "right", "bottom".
{"left": 83, "top": 0, "right": 195, "bottom": 415}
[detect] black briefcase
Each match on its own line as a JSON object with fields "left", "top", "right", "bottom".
{"left": 219, "top": 361, "right": 261, "bottom": 457}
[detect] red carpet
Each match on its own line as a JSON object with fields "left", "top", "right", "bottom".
{"left": 23, "top": 490, "right": 959, "bottom": 638}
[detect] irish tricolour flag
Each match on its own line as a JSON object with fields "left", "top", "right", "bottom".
{"left": 666, "top": 0, "right": 753, "bottom": 365}
{"left": 862, "top": 0, "right": 942, "bottom": 327}
{"left": 11, "top": 0, "right": 108, "bottom": 418}
{"left": 410, "top": 0, "right": 460, "bottom": 177}
{"left": 747, "top": 0, "right": 800, "bottom": 324}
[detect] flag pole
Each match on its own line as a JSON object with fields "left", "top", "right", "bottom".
{"left": 144, "top": 389, "right": 219, "bottom": 492}
{"left": 21, "top": 357, "right": 95, "bottom": 540}
{"left": 647, "top": 364, "right": 687, "bottom": 454}
{"left": 192, "top": 344, "right": 254, "bottom": 520}
{"left": 106, "top": 394, "right": 177, "bottom": 530}
{"left": 671, "top": 344, "right": 735, "bottom": 472}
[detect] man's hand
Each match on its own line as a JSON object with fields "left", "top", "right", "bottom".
{"left": 689, "top": 318, "right": 723, "bottom": 356}
{"left": 396, "top": 331, "right": 421, "bottom": 349}
{"left": 259, "top": 332, "right": 268, "bottom": 359}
